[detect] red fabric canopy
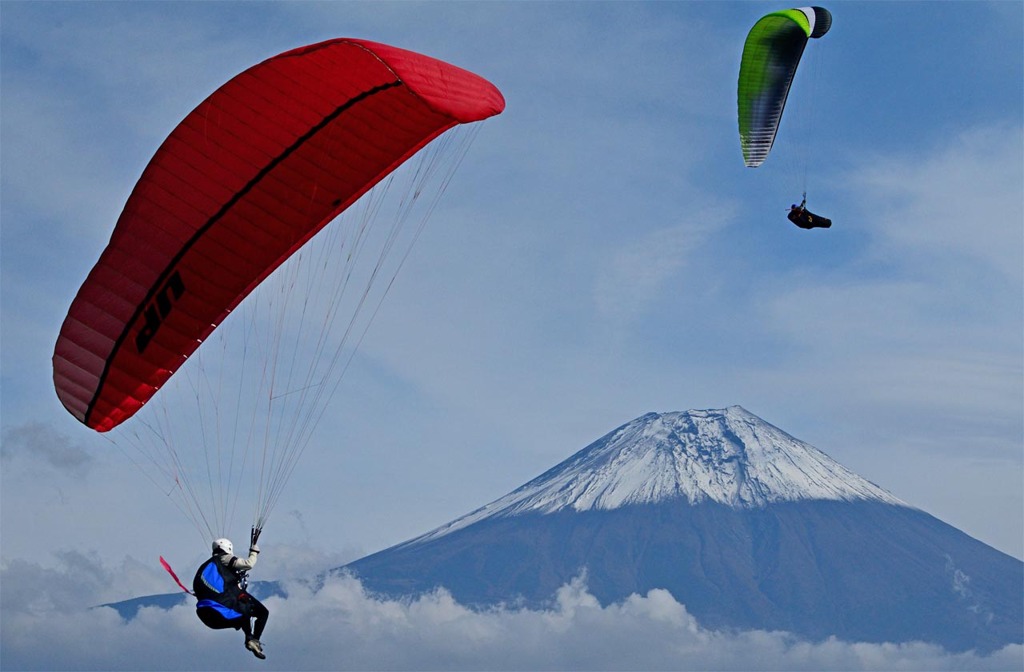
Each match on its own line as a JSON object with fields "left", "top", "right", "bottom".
{"left": 53, "top": 39, "right": 504, "bottom": 431}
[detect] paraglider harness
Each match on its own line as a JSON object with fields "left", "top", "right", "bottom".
{"left": 787, "top": 194, "right": 832, "bottom": 230}
{"left": 192, "top": 527, "right": 261, "bottom": 628}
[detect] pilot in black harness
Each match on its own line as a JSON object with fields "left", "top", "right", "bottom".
{"left": 787, "top": 195, "right": 832, "bottom": 230}
{"left": 193, "top": 530, "right": 269, "bottom": 660}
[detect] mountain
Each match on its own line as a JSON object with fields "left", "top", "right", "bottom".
{"left": 343, "top": 406, "right": 1023, "bottom": 653}
{"left": 97, "top": 580, "right": 284, "bottom": 620}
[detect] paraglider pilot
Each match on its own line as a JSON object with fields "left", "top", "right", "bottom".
{"left": 787, "top": 195, "right": 832, "bottom": 230}
{"left": 193, "top": 528, "right": 269, "bottom": 660}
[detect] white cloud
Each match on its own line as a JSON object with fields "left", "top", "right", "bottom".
{"left": 734, "top": 121, "right": 1024, "bottom": 557}
{"left": 851, "top": 122, "right": 1023, "bottom": 284}
{"left": 594, "top": 211, "right": 730, "bottom": 328}
{"left": 0, "top": 422, "right": 94, "bottom": 477}
{"left": 752, "top": 121, "right": 1023, "bottom": 431}
{"left": 1, "top": 558, "right": 1020, "bottom": 671}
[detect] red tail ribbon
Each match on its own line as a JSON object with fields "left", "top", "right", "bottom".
{"left": 159, "top": 556, "right": 195, "bottom": 596}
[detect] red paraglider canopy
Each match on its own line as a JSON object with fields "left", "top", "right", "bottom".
{"left": 53, "top": 38, "right": 504, "bottom": 432}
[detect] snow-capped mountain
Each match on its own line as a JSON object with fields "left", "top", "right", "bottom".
{"left": 413, "top": 406, "right": 905, "bottom": 544}
{"left": 344, "top": 407, "right": 1023, "bottom": 653}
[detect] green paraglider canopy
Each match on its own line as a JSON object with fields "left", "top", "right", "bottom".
{"left": 738, "top": 6, "right": 832, "bottom": 168}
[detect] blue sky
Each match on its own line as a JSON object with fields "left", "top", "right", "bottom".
{"left": 2, "top": 2, "right": 1022, "bottom": 670}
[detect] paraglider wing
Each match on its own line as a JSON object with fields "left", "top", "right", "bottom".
{"left": 738, "top": 6, "right": 831, "bottom": 167}
{"left": 53, "top": 39, "right": 505, "bottom": 432}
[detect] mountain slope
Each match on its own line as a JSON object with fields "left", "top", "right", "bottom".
{"left": 344, "top": 407, "right": 1023, "bottom": 653}
{"left": 411, "top": 406, "right": 904, "bottom": 545}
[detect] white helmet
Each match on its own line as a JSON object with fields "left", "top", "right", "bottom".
{"left": 212, "top": 538, "right": 233, "bottom": 556}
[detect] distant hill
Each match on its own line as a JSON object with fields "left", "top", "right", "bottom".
{"left": 98, "top": 580, "right": 284, "bottom": 620}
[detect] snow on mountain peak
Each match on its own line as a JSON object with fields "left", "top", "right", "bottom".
{"left": 416, "top": 407, "right": 906, "bottom": 543}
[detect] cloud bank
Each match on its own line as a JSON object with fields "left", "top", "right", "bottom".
{"left": 1, "top": 422, "right": 94, "bottom": 477}
{"left": 2, "top": 556, "right": 1020, "bottom": 671}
